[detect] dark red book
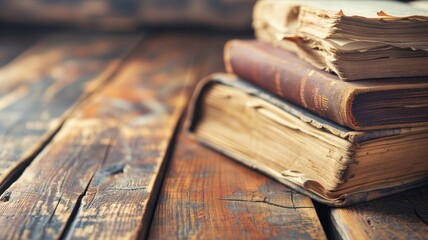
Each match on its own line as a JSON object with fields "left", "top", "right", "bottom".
{"left": 224, "top": 40, "right": 428, "bottom": 130}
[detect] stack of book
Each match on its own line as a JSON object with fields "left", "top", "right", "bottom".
{"left": 186, "top": 0, "right": 428, "bottom": 206}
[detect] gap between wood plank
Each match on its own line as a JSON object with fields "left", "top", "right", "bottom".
{"left": 0, "top": 34, "right": 144, "bottom": 196}
{"left": 59, "top": 34, "right": 206, "bottom": 238}
{"left": 0, "top": 33, "right": 246, "bottom": 239}
{"left": 0, "top": 123, "right": 62, "bottom": 194}
{"left": 313, "top": 200, "right": 334, "bottom": 240}
{"left": 137, "top": 38, "right": 203, "bottom": 239}
{"left": 138, "top": 114, "right": 187, "bottom": 240}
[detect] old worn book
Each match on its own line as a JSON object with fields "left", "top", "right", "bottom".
{"left": 225, "top": 40, "right": 428, "bottom": 131}
{"left": 186, "top": 73, "right": 428, "bottom": 206}
{"left": 253, "top": 0, "right": 428, "bottom": 80}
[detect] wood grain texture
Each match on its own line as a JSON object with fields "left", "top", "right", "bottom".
{"left": 65, "top": 34, "right": 228, "bottom": 240}
{"left": 0, "top": 33, "right": 230, "bottom": 240}
{"left": 330, "top": 187, "right": 428, "bottom": 240}
{"left": 148, "top": 132, "right": 327, "bottom": 239}
{"left": 0, "top": 33, "right": 140, "bottom": 190}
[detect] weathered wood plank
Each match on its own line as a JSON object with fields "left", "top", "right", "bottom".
{"left": 0, "top": 33, "right": 140, "bottom": 190}
{"left": 65, "top": 34, "right": 226, "bottom": 240}
{"left": 330, "top": 187, "right": 428, "bottom": 240}
{"left": 148, "top": 133, "right": 327, "bottom": 239}
{"left": 0, "top": 33, "right": 230, "bottom": 240}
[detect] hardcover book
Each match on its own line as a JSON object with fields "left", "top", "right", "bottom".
{"left": 253, "top": 0, "right": 428, "bottom": 80}
{"left": 224, "top": 40, "right": 428, "bottom": 131}
{"left": 186, "top": 73, "right": 428, "bottom": 206}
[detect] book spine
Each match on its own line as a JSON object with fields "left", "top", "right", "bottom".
{"left": 224, "top": 40, "right": 352, "bottom": 128}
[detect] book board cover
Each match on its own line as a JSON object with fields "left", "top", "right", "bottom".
{"left": 186, "top": 73, "right": 428, "bottom": 206}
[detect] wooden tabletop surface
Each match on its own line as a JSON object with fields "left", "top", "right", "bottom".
{"left": 0, "top": 30, "right": 426, "bottom": 240}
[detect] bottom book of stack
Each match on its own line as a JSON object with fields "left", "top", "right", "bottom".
{"left": 186, "top": 73, "right": 428, "bottom": 206}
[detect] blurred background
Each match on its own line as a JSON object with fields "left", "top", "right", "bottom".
{"left": 1, "top": 0, "right": 425, "bottom": 33}
{"left": 0, "top": 0, "right": 257, "bottom": 32}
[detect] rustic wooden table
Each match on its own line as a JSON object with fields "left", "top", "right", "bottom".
{"left": 0, "top": 30, "right": 426, "bottom": 239}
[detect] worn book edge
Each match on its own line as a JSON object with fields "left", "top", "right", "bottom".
{"left": 224, "top": 39, "right": 428, "bottom": 130}
{"left": 185, "top": 73, "right": 428, "bottom": 206}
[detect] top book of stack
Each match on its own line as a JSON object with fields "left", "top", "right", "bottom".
{"left": 254, "top": 0, "right": 428, "bottom": 80}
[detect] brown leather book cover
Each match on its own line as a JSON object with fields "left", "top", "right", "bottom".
{"left": 224, "top": 40, "right": 428, "bottom": 131}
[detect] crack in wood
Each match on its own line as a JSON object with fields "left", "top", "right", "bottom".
{"left": 290, "top": 191, "right": 296, "bottom": 209}
{"left": 103, "top": 163, "right": 125, "bottom": 176}
{"left": 0, "top": 34, "right": 142, "bottom": 199}
{"left": 59, "top": 178, "right": 93, "bottom": 240}
{"left": 0, "top": 191, "right": 11, "bottom": 202}
{"left": 0, "top": 123, "right": 63, "bottom": 195}
{"left": 107, "top": 187, "right": 147, "bottom": 191}
{"left": 59, "top": 135, "right": 115, "bottom": 240}
{"left": 219, "top": 197, "right": 315, "bottom": 209}
{"left": 366, "top": 217, "right": 376, "bottom": 230}
{"left": 41, "top": 192, "right": 65, "bottom": 239}
{"left": 405, "top": 194, "right": 428, "bottom": 226}
{"left": 414, "top": 209, "right": 428, "bottom": 226}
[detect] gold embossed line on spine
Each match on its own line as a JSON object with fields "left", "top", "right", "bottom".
{"left": 299, "top": 70, "right": 310, "bottom": 109}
